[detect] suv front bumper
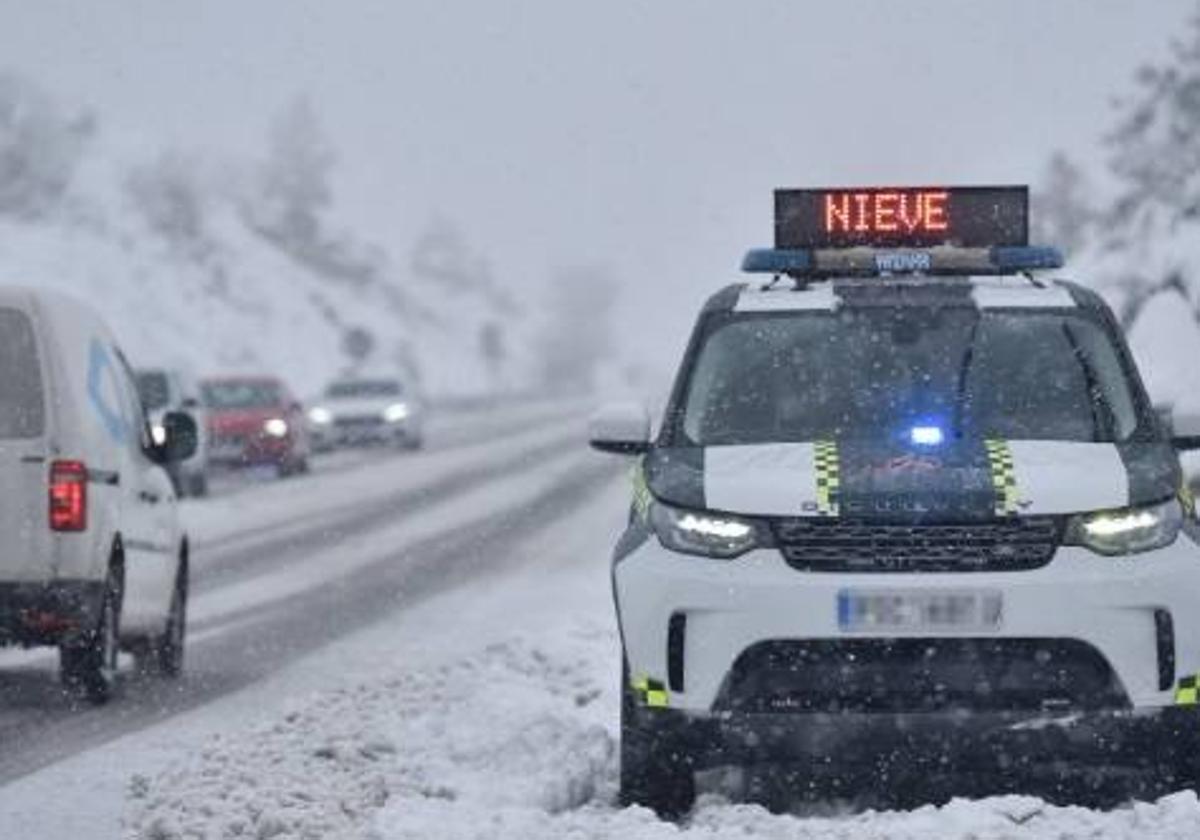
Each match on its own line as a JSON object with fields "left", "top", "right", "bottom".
{"left": 614, "top": 537, "right": 1200, "bottom": 714}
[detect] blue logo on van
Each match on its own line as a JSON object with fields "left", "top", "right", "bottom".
{"left": 87, "top": 339, "right": 129, "bottom": 444}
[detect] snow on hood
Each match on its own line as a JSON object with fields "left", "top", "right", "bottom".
{"left": 647, "top": 440, "right": 1158, "bottom": 518}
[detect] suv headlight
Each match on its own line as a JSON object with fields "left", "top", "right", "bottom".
{"left": 649, "top": 503, "right": 764, "bottom": 559}
{"left": 1066, "top": 499, "right": 1183, "bottom": 556}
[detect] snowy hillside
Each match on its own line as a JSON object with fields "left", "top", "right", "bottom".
{"left": 0, "top": 77, "right": 530, "bottom": 400}
{"left": 0, "top": 206, "right": 519, "bottom": 400}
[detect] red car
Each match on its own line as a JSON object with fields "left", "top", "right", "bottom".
{"left": 201, "top": 376, "right": 311, "bottom": 476}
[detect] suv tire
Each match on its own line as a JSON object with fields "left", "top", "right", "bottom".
{"left": 618, "top": 658, "right": 696, "bottom": 818}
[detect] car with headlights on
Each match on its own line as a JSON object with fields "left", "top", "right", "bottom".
{"left": 201, "top": 375, "right": 310, "bottom": 476}
{"left": 135, "top": 367, "right": 209, "bottom": 496}
{"left": 307, "top": 377, "right": 424, "bottom": 451}
{"left": 590, "top": 185, "right": 1200, "bottom": 816}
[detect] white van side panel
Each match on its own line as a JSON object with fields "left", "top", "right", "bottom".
{"left": 0, "top": 289, "right": 54, "bottom": 582}
{"left": 0, "top": 287, "right": 181, "bottom": 641}
{"left": 37, "top": 291, "right": 124, "bottom": 582}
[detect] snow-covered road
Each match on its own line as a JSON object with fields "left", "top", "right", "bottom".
{"left": 0, "top": 401, "right": 609, "bottom": 814}
{"left": 3, "top": 400, "right": 1200, "bottom": 839}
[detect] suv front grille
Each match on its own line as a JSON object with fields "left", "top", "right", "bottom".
{"left": 334, "top": 415, "right": 386, "bottom": 429}
{"left": 773, "top": 517, "right": 1063, "bottom": 573}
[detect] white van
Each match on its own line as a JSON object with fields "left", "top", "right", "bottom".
{"left": 0, "top": 287, "right": 196, "bottom": 704}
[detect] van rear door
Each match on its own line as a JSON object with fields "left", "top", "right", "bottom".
{"left": 0, "top": 305, "right": 51, "bottom": 581}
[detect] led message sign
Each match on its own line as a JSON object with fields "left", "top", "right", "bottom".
{"left": 774, "top": 186, "right": 1029, "bottom": 249}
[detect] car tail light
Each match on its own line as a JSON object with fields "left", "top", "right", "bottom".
{"left": 49, "top": 460, "right": 88, "bottom": 532}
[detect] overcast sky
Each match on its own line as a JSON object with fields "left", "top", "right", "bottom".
{"left": 2, "top": 0, "right": 1195, "bottom": 379}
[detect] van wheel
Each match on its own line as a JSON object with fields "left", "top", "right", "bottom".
{"left": 186, "top": 472, "right": 208, "bottom": 498}
{"left": 618, "top": 658, "right": 696, "bottom": 819}
{"left": 138, "top": 570, "right": 186, "bottom": 678}
{"left": 61, "top": 569, "right": 121, "bottom": 705}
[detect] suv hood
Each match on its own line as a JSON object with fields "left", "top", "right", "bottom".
{"left": 644, "top": 440, "right": 1180, "bottom": 520}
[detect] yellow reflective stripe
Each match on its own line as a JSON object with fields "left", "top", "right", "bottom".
{"left": 814, "top": 440, "right": 841, "bottom": 517}
{"left": 985, "top": 439, "right": 1019, "bottom": 517}
{"left": 632, "top": 675, "right": 670, "bottom": 708}
{"left": 1177, "top": 675, "right": 1199, "bottom": 706}
{"left": 645, "top": 689, "right": 670, "bottom": 708}
{"left": 1180, "top": 482, "right": 1196, "bottom": 519}
{"left": 630, "top": 465, "right": 652, "bottom": 523}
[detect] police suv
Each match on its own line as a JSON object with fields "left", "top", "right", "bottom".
{"left": 590, "top": 186, "right": 1200, "bottom": 815}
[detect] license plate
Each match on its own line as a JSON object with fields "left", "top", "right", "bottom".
{"left": 209, "top": 443, "right": 245, "bottom": 460}
{"left": 838, "top": 590, "right": 1003, "bottom": 633}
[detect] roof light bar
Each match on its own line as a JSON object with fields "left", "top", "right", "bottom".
{"left": 741, "top": 245, "right": 1063, "bottom": 277}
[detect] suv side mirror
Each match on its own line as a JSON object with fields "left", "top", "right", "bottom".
{"left": 589, "top": 402, "right": 651, "bottom": 455}
{"left": 1168, "top": 409, "right": 1200, "bottom": 452}
{"left": 159, "top": 411, "right": 199, "bottom": 463}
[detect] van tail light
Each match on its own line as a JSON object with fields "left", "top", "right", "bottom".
{"left": 49, "top": 460, "right": 88, "bottom": 532}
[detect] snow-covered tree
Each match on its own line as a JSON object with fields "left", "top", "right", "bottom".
{"left": 1103, "top": 4, "right": 1200, "bottom": 327}
{"left": 478, "top": 321, "right": 507, "bottom": 393}
{"left": 538, "top": 265, "right": 618, "bottom": 394}
{"left": 252, "top": 96, "right": 335, "bottom": 247}
{"left": 0, "top": 71, "right": 93, "bottom": 219}
{"left": 1030, "top": 151, "right": 1095, "bottom": 257}
{"left": 410, "top": 217, "right": 517, "bottom": 313}
{"left": 1108, "top": 10, "right": 1200, "bottom": 236}
{"left": 126, "top": 150, "right": 207, "bottom": 248}
{"left": 411, "top": 218, "right": 491, "bottom": 292}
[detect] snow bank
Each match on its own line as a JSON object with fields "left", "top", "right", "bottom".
{"left": 123, "top": 615, "right": 1200, "bottom": 840}
{"left": 375, "top": 791, "right": 1200, "bottom": 840}
{"left": 124, "top": 629, "right": 617, "bottom": 840}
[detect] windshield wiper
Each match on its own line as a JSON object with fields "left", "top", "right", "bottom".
{"left": 951, "top": 316, "right": 982, "bottom": 439}
{"left": 1061, "top": 322, "right": 1117, "bottom": 442}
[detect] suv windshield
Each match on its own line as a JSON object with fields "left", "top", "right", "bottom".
{"left": 326, "top": 380, "right": 403, "bottom": 399}
{"left": 136, "top": 371, "right": 171, "bottom": 411}
{"left": 679, "top": 307, "right": 1141, "bottom": 446}
{"left": 203, "top": 381, "right": 282, "bottom": 409}
{"left": 0, "top": 307, "right": 45, "bottom": 438}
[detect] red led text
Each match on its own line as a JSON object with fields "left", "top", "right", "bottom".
{"left": 823, "top": 190, "right": 951, "bottom": 237}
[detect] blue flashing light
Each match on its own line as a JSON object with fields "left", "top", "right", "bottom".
{"left": 910, "top": 425, "right": 945, "bottom": 447}
{"left": 741, "top": 248, "right": 812, "bottom": 274}
{"left": 988, "top": 246, "right": 1064, "bottom": 271}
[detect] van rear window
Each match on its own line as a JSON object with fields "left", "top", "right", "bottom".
{"left": 0, "top": 307, "right": 45, "bottom": 438}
